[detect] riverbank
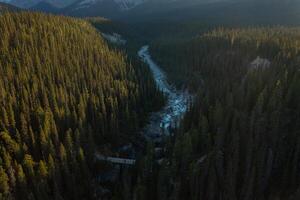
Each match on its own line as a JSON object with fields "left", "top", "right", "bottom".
{"left": 138, "top": 45, "right": 191, "bottom": 140}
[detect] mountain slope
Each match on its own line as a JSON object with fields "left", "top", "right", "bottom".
{"left": 125, "top": 0, "right": 300, "bottom": 25}
{"left": 146, "top": 27, "right": 300, "bottom": 200}
{"left": 29, "top": 1, "right": 60, "bottom": 13}
{"left": 58, "top": 0, "right": 300, "bottom": 26}
{"left": 61, "top": 0, "right": 214, "bottom": 18}
{"left": 8, "top": 0, "right": 77, "bottom": 8}
{"left": 0, "top": 12, "right": 162, "bottom": 199}
{"left": 63, "top": 0, "right": 122, "bottom": 18}
{"left": 0, "top": 2, "right": 19, "bottom": 12}
{"left": 62, "top": 0, "right": 151, "bottom": 18}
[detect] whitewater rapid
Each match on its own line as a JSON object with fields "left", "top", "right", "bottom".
{"left": 138, "top": 45, "right": 190, "bottom": 139}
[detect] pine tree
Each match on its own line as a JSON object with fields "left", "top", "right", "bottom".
{"left": 38, "top": 161, "right": 48, "bottom": 179}
{"left": 0, "top": 166, "right": 9, "bottom": 197}
{"left": 0, "top": 12, "right": 164, "bottom": 199}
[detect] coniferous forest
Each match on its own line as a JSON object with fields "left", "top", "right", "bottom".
{"left": 147, "top": 28, "right": 300, "bottom": 200}
{"left": 1, "top": 1, "right": 300, "bottom": 200}
{"left": 0, "top": 12, "right": 163, "bottom": 199}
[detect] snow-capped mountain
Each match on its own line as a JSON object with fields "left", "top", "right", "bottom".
{"left": 64, "top": 0, "right": 227, "bottom": 18}
{"left": 61, "top": 0, "right": 152, "bottom": 18}
{"left": 75, "top": 0, "right": 146, "bottom": 11}
{"left": 114, "top": 0, "right": 146, "bottom": 10}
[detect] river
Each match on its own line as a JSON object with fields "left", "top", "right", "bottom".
{"left": 138, "top": 45, "right": 191, "bottom": 140}
{"left": 95, "top": 45, "right": 191, "bottom": 195}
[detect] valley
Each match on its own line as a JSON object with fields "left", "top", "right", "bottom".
{"left": 94, "top": 46, "right": 191, "bottom": 198}
{"left": 1, "top": 1, "right": 300, "bottom": 200}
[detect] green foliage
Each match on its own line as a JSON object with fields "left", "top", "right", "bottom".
{"left": 151, "top": 27, "right": 300, "bottom": 90}
{"left": 149, "top": 27, "right": 300, "bottom": 200}
{"left": 0, "top": 12, "right": 163, "bottom": 199}
{"left": 0, "top": 166, "right": 9, "bottom": 197}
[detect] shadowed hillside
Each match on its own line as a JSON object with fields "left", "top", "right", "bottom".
{"left": 144, "top": 27, "right": 300, "bottom": 200}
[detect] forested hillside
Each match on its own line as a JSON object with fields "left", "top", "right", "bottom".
{"left": 0, "top": 12, "right": 162, "bottom": 199}
{"left": 146, "top": 28, "right": 300, "bottom": 199}
{"left": 1, "top": 2, "right": 300, "bottom": 200}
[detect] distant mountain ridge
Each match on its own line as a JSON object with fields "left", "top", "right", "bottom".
{"left": 1, "top": 0, "right": 77, "bottom": 8}
{"left": 0, "top": 0, "right": 148, "bottom": 9}
{"left": 3, "top": 0, "right": 220, "bottom": 15}
{"left": 60, "top": 0, "right": 222, "bottom": 18}
{"left": 2, "top": 0, "right": 299, "bottom": 26}
{"left": 0, "top": 2, "right": 19, "bottom": 12}
{"left": 77, "top": 0, "right": 147, "bottom": 11}
{"left": 30, "top": 1, "right": 60, "bottom": 13}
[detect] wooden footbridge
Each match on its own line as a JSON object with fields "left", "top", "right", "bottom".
{"left": 95, "top": 153, "right": 136, "bottom": 166}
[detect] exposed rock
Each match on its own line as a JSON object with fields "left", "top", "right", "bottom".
{"left": 250, "top": 56, "right": 271, "bottom": 70}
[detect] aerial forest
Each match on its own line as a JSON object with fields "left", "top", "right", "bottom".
{"left": 0, "top": 12, "right": 163, "bottom": 200}
{"left": 146, "top": 27, "right": 300, "bottom": 200}
{"left": 1, "top": 5, "right": 300, "bottom": 200}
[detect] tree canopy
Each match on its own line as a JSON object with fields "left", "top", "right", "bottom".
{"left": 0, "top": 12, "right": 163, "bottom": 199}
